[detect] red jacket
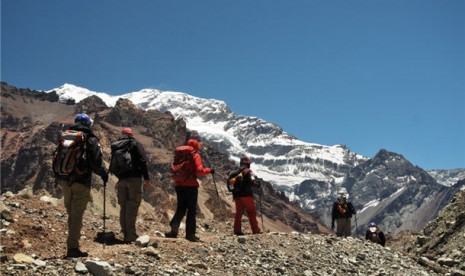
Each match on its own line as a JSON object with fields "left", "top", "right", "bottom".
{"left": 174, "top": 151, "right": 211, "bottom": 187}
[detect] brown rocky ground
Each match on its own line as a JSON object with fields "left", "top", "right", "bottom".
{"left": 0, "top": 189, "right": 447, "bottom": 276}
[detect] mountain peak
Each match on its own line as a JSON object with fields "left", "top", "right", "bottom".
{"left": 47, "top": 84, "right": 366, "bottom": 187}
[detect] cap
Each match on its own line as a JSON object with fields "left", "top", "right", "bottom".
{"left": 122, "top": 127, "right": 134, "bottom": 136}
{"left": 240, "top": 155, "right": 252, "bottom": 166}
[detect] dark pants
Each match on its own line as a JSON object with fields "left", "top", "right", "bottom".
{"left": 170, "top": 186, "right": 198, "bottom": 238}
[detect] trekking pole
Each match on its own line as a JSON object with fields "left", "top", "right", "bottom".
{"left": 354, "top": 213, "right": 359, "bottom": 238}
{"left": 201, "top": 148, "right": 220, "bottom": 198}
{"left": 211, "top": 173, "right": 220, "bottom": 197}
{"left": 258, "top": 189, "right": 265, "bottom": 232}
{"left": 102, "top": 181, "right": 107, "bottom": 249}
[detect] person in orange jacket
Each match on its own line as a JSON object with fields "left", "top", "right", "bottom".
{"left": 165, "top": 139, "right": 214, "bottom": 242}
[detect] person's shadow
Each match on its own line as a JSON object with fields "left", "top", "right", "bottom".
{"left": 94, "top": 231, "right": 127, "bottom": 245}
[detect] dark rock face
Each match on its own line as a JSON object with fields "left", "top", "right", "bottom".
{"left": 340, "top": 149, "right": 459, "bottom": 233}
{"left": 1, "top": 82, "right": 60, "bottom": 102}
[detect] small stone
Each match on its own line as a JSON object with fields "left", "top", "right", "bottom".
{"left": 85, "top": 260, "right": 113, "bottom": 276}
{"left": 17, "top": 187, "right": 33, "bottom": 199}
{"left": 438, "top": 257, "right": 459, "bottom": 267}
{"left": 13, "top": 253, "right": 35, "bottom": 264}
{"left": 451, "top": 269, "right": 465, "bottom": 276}
{"left": 75, "top": 261, "right": 88, "bottom": 274}
{"left": 135, "top": 234, "right": 151, "bottom": 247}
{"left": 21, "top": 239, "right": 32, "bottom": 248}
{"left": 32, "top": 225, "right": 45, "bottom": 231}
{"left": 238, "top": 237, "right": 246, "bottom": 244}
{"left": 1, "top": 210, "right": 14, "bottom": 223}
{"left": 34, "top": 259, "right": 46, "bottom": 267}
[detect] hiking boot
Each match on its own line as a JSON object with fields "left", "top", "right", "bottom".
{"left": 66, "top": 248, "right": 88, "bottom": 258}
{"left": 124, "top": 234, "right": 139, "bottom": 244}
{"left": 234, "top": 231, "right": 244, "bottom": 236}
{"left": 165, "top": 230, "right": 178, "bottom": 238}
{"left": 186, "top": 235, "right": 200, "bottom": 242}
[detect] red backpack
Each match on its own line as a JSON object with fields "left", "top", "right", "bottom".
{"left": 171, "top": 145, "right": 196, "bottom": 182}
{"left": 52, "top": 130, "right": 89, "bottom": 179}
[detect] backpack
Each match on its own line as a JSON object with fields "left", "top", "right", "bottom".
{"left": 52, "top": 130, "right": 89, "bottom": 179}
{"left": 227, "top": 169, "right": 244, "bottom": 192}
{"left": 336, "top": 201, "right": 348, "bottom": 215}
{"left": 171, "top": 145, "right": 196, "bottom": 182}
{"left": 109, "top": 139, "right": 134, "bottom": 177}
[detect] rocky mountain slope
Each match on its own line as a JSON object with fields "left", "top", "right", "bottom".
{"left": 0, "top": 191, "right": 445, "bottom": 276}
{"left": 388, "top": 179, "right": 465, "bottom": 275}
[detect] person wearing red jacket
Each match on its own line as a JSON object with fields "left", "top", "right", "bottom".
{"left": 233, "top": 156, "right": 261, "bottom": 235}
{"left": 165, "top": 139, "right": 214, "bottom": 242}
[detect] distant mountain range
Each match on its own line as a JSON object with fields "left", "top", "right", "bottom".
{"left": 45, "top": 84, "right": 465, "bottom": 233}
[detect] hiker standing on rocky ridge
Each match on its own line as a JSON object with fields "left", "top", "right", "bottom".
{"left": 231, "top": 156, "right": 261, "bottom": 235}
{"left": 165, "top": 139, "right": 214, "bottom": 242}
{"left": 331, "top": 189, "right": 356, "bottom": 237}
{"left": 54, "top": 113, "right": 108, "bottom": 258}
{"left": 109, "top": 127, "right": 151, "bottom": 243}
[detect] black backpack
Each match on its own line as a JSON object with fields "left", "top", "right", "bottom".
{"left": 227, "top": 169, "right": 245, "bottom": 193}
{"left": 52, "top": 130, "right": 89, "bottom": 180}
{"left": 109, "top": 139, "right": 134, "bottom": 177}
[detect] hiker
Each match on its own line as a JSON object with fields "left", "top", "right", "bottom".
{"left": 165, "top": 139, "right": 214, "bottom": 242}
{"left": 232, "top": 156, "right": 261, "bottom": 236}
{"left": 331, "top": 189, "right": 356, "bottom": 237}
{"left": 111, "top": 127, "right": 151, "bottom": 243}
{"left": 57, "top": 114, "right": 108, "bottom": 258}
{"left": 365, "top": 222, "right": 386, "bottom": 246}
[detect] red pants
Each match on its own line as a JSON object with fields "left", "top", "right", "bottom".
{"left": 234, "top": 196, "right": 260, "bottom": 234}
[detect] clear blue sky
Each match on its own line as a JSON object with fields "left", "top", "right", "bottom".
{"left": 2, "top": 0, "right": 464, "bottom": 170}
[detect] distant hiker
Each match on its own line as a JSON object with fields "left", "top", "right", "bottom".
{"left": 231, "top": 156, "right": 261, "bottom": 236}
{"left": 331, "top": 189, "right": 356, "bottom": 237}
{"left": 365, "top": 222, "right": 386, "bottom": 246}
{"left": 109, "top": 127, "right": 151, "bottom": 243}
{"left": 55, "top": 114, "right": 108, "bottom": 258}
{"left": 165, "top": 139, "right": 214, "bottom": 242}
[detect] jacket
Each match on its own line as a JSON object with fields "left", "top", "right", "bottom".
{"left": 232, "top": 166, "right": 259, "bottom": 199}
{"left": 365, "top": 227, "right": 386, "bottom": 246}
{"left": 68, "top": 123, "right": 108, "bottom": 186}
{"left": 331, "top": 200, "right": 356, "bottom": 223}
{"left": 174, "top": 151, "right": 211, "bottom": 188}
{"left": 113, "top": 135, "right": 149, "bottom": 180}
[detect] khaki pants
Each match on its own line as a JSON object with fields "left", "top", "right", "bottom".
{"left": 60, "top": 181, "right": 91, "bottom": 249}
{"left": 117, "top": 177, "right": 142, "bottom": 242}
{"left": 336, "top": 217, "right": 352, "bottom": 237}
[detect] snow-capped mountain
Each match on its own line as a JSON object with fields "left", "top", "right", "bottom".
{"left": 49, "top": 84, "right": 366, "bottom": 187}
{"left": 427, "top": 169, "right": 465, "bottom": 187}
